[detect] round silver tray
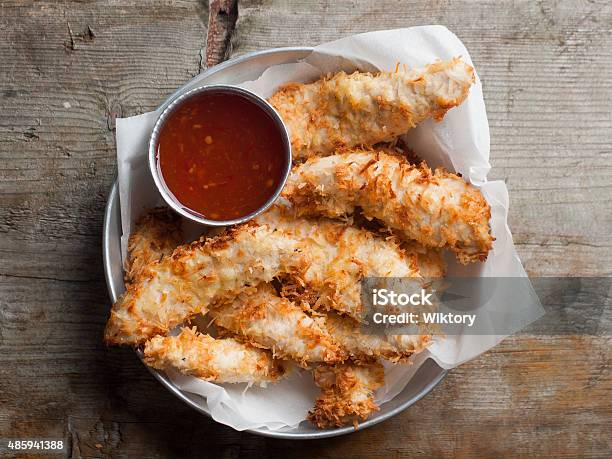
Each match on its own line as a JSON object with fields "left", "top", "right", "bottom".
{"left": 103, "top": 47, "right": 446, "bottom": 439}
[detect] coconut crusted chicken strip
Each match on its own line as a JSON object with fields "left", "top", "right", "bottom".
{"left": 125, "top": 208, "right": 183, "bottom": 283}
{"left": 105, "top": 221, "right": 298, "bottom": 346}
{"left": 281, "top": 236, "right": 445, "bottom": 288}
{"left": 143, "top": 327, "right": 287, "bottom": 384}
{"left": 309, "top": 363, "right": 385, "bottom": 428}
{"left": 256, "top": 210, "right": 420, "bottom": 320}
{"left": 126, "top": 209, "right": 291, "bottom": 383}
{"left": 281, "top": 149, "right": 493, "bottom": 264}
{"left": 277, "top": 241, "right": 441, "bottom": 363}
{"left": 210, "top": 284, "right": 346, "bottom": 365}
{"left": 268, "top": 58, "right": 475, "bottom": 161}
{"left": 324, "top": 312, "right": 431, "bottom": 363}
{"left": 105, "top": 210, "right": 420, "bottom": 345}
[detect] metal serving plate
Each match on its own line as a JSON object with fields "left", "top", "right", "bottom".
{"left": 103, "top": 47, "right": 446, "bottom": 439}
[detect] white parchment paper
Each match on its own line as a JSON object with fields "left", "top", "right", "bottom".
{"left": 115, "top": 26, "right": 544, "bottom": 432}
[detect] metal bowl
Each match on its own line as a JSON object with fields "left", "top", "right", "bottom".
{"left": 149, "top": 84, "right": 292, "bottom": 227}
{"left": 103, "top": 47, "right": 446, "bottom": 439}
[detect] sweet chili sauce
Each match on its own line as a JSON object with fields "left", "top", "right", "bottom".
{"left": 157, "top": 91, "right": 287, "bottom": 221}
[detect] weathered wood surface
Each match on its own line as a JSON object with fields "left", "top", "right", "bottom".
{"left": 0, "top": 0, "right": 610, "bottom": 458}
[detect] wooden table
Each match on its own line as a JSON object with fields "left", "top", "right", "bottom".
{"left": 1, "top": 1, "right": 610, "bottom": 457}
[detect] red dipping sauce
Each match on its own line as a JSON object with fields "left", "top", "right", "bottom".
{"left": 156, "top": 90, "right": 289, "bottom": 222}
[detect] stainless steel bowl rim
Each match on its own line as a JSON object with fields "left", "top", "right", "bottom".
{"left": 103, "top": 46, "right": 447, "bottom": 439}
{"left": 148, "top": 84, "right": 292, "bottom": 226}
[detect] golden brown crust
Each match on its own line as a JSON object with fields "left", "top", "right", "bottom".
{"left": 105, "top": 210, "right": 421, "bottom": 345}
{"left": 257, "top": 210, "right": 421, "bottom": 321}
{"left": 269, "top": 58, "right": 475, "bottom": 161}
{"left": 324, "top": 312, "right": 432, "bottom": 364}
{"left": 281, "top": 149, "right": 494, "bottom": 264}
{"left": 308, "top": 362, "right": 385, "bottom": 428}
{"left": 210, "top": 284, "right": 347, "bottom": 365}
{"left": 143, "top": 327, "right": 287, "bottom": 384}
{"left": 105, "top": 221, "right": 294, "bottom": 345}
{"left": 125, "top": 208, "right": 183, "bottom": 283}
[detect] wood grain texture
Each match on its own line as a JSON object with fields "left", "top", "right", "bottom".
{"left": 0, "top": 0, "right": 610, "bottom": 458}
{"left": 206, "top": 0, "right": 239, "bottom": 67}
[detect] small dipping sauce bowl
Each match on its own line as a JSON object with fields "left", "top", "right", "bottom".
{"left": 149, "top": 85, "right": 291, "bottom": 226}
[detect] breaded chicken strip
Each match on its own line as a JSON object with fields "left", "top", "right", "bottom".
{"left": 281, "top": 150, "right": 493, "bottom": 264}
{"left": 309, "top": 363, "right": 385, "bottom": 428}
{"left": 279, "top": 240, "right": 445, "bottom": 306}
{"left": 210, "top": 284, "right": 346, "bottom": 365}
{"left": 105, "top": 211, "right": 419, "bottom": 345}
{"left": 324, "top": 312, "right": 431, "bottom": 363}
{"left": 127, "top": 210, "right": 291, "bottom": 382}
{"left": 143, "top": 327, "right": 287, "bottom": 384}
{"left": 268, "top": 58, "right": 474, "bottom": 161}
{"left": 105, "top": 222, "right": 298, "bottom": 346}
{"left": 257, "top": 210, "right": 420, "bottom": 320}
{"left": 125, "top": 208, "right": 183, "bottom": 283}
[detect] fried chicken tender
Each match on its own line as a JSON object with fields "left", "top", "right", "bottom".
{"left": 309, "top": 363, "right": 385, "bottom": 428}
{"left": 281, "top": 150, "right": 493, "bottom": 264}
{"left": 324, "top": 312, "right": 431, "bottom": 363}
{"left": 256, "top": 210, "right": 420, "bottom": 320}
{"left": 127, "top": 210, "right": 290, "bottom": 383}
{"left": 210, "top": 284, "right": 346, "bottom": 365}
{"left": 105, "top": 221, "right": 299, "bottom": 346}
{"left": 125, "top": 208, "right": 183, "bottom": 283}
{"left": 268, "top": 58, "right": 475, "bottom": 161}
{"left": 105, "top": 211, "right": 422, "bottom": 345}
{"left": 143, "top": 327, "right": 287, "bottom": 384}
